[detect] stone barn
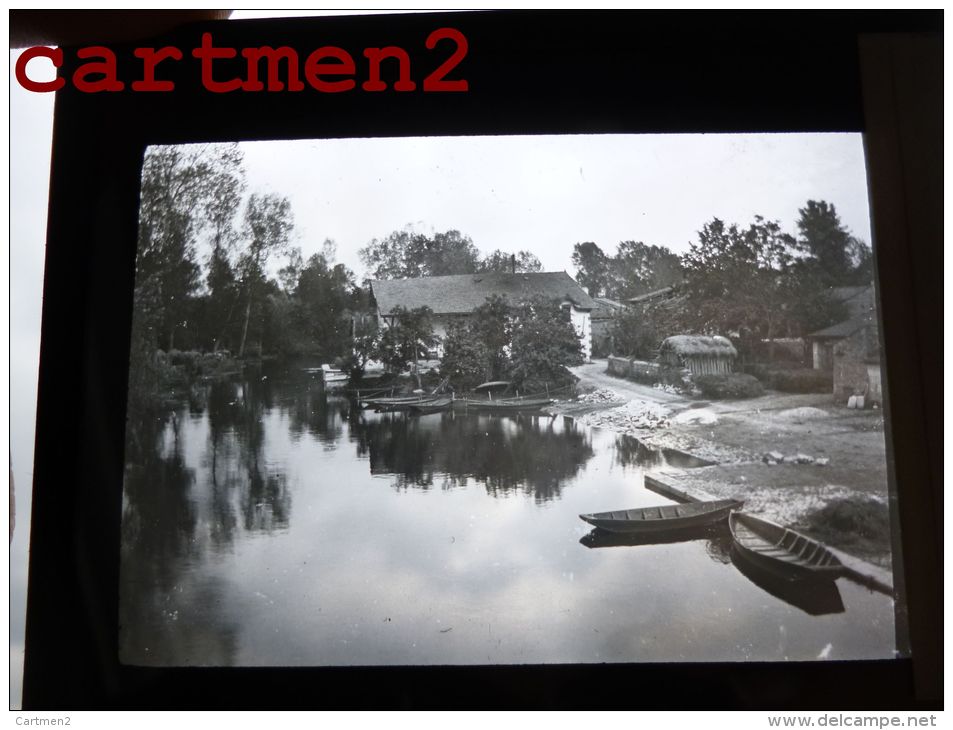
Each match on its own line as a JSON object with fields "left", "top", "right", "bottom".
{"left": 658, "top": 335, "right": 737, "bottom": 376}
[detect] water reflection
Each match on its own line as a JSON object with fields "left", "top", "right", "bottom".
{"left": 730, "top": 546, "right": 846, "bottom": 616}
{"left": 119, "top": 366, "right": 895, "bottom": 666}
{"left": 351, "top": 411, "right": 594, "bottom": 502}
{"left": 580, "top": 524, "right": 733, "bottom": 564}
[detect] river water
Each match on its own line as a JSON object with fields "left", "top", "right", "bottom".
{"left": 119, "top": 364, "right": 896, "bottom": 667}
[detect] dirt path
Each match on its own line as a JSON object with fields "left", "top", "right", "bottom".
{"left": 569, "top": 360, "right": 686, "bottom": 405}
{"left": 558, "top": 359, "right": 894, "bottom": 569}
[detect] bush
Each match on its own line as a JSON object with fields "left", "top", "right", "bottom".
{"left": 694, "top": 373, "right": 764, "bottom": 399}
{"left": 746, "top": 365, "right": 832, "bottom": 393}
{"left": 770, "top": 368, "right": 833, "bottom": 394}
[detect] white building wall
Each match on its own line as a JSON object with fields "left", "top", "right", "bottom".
{"left": 569, "top": 306, "right": 592, "bottom": 361}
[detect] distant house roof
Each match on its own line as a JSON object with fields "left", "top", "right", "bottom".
{"left": 370, "top": 271, "right": 596, "bottom": 316}
{"left": 660, "top": 335, "right": 738, "bottom": 358}
{"left": 591, "top": 297, "right": 628, "bottom": 320}
{"left": 627, "top": 286, "right": 675, "bottom": 304}
{"left": 807, "top": 313, "right": 877, "bottom": 340}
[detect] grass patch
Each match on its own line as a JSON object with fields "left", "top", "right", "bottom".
{"left": 693, "top": 373, "right": 764, "bottom": 399}
{"left": 797, "top": 496, "right": 892, "bottom": 564}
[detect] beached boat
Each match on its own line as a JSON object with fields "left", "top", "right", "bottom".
{"left": 729, "top": 512, "right": 845, "bottom": 580}
{"left": 579, "top": 498, "right": 743, "bottom": 534}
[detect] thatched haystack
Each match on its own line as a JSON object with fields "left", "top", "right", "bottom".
{"left": 659, "top": 335, "right": 737, "bottom": 376}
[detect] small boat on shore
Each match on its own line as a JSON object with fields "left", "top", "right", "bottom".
{"left": 579, "top": 498, "right": 743, "bottom": 534}
{"left": 729, "top": 512, "right": 845, "bottom": 580}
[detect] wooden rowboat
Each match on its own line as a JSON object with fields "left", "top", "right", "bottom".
{"left": 407, "top": 397, "right": 453, "bottom": 415}
{"left": 454, "top": 397, "right": 554, "bottom": 412}
{"left": 579, "top": 498, "right": 743, "bottom": 534}
{"left": 729, "top": 512, "right": 845, "bottom": 580}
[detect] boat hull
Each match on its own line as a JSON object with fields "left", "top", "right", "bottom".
{"left": 408, "top": 397, "right": 453, "bottom": 415}
{"left": 729, "top": 512, "right": 845, "bottom": 581}
{"left": 579, "top": 498, "right": 743, "bottom": 534}
{"left": 453, "top": 398, "right": 553, "bottom": 412}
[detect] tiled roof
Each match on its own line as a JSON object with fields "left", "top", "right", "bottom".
{"left": 371, "top": 272, "right": 596, "bottom": 315}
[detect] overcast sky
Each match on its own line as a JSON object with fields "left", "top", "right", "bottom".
{"left": 231, "top": 132, "right": 872, "bottom": 280}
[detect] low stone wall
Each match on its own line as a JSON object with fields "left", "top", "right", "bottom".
{"left": 608, "top": 356, "right": 692, "bottom": 389}
{"left": 607, "top": 356, "right": 661, "bottom": 384}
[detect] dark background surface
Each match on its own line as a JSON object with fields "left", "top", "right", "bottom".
{"left": 22, "top": 10, "right": 942, "bottom": 709}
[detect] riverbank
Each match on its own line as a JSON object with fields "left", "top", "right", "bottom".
{"left": 554, "top": 361, "right": 895, "bottom": 573}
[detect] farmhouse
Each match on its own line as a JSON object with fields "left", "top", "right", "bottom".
{"left": 658, "top": 335, "right": 737, "bottom": 376}
{"left": 806, "top": 313, "right": 882, "bottom": 406}
{"left": 369, "top": 271, "right": 596, "bottom": 360}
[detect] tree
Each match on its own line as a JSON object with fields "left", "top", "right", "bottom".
{"left": 439, "top": 295, "right": 513, "bottom": 388}
{"left": 293, "top": 250, "right": 358, "bottom": 358}
{"left": 130, "top": 144, "right": 246, "bottom": 406}
{"left": 571, "top": 241, "right": 611, "bottom": 297}
{"left": 611, "top": 307, "right": 661, "bottom": 359}
{"left": 610, "top": 241, "right": 683, "bottom": 300}
{"left": 376, "top": 306, "right": 438, "bottom": 387}
{"left": 440, "top": 320, "right": 491, "bottom": 391}
{"left": 795, "top": 200, "right": 855, "bottom": 287}
{"left": 680, "top": 217, "right": 798, "bottom": 353}
{"left": 237, "top": 193, "right": 294, "bottom": 357}
{"left": 480, "top": 249, "right": 543, "bottom": 273}
{"left": 359, "top": 226, "right": 481, "bottom": 279}
{"left": 509, "top": 297, "right": 584, "bottom": 391}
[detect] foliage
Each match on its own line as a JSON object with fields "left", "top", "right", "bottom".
{"left": 440, "top": 320, "right": 491, "bottom": 391}
{"left": 747, "top": 366, "right": 833, "bottom": 394}
{"left": 376, "top": 306, "right": 439, "bottom": 384}
{"left": 480, "top": 249, "right": 543, "bottom": 273}
{"left": 130, "top": 144, "right": 247, "bottom": 407}
{"left": 679, "top": 216, "right": 812, "bottom": 358}
{"left": 610, "top": 241, "right": 683, "bottom": 299}
{"left": 571, "top": 241, "right": 611, "bottom": 297}
{"left": 341, "top": 316, "right": 381, "bottom": 384}
{"left": 795, "top": 200, "right": 873, "bottom": 287}
{"left": 237, "top": 193, "right": 294, "bottom": 356}
{"left": 439, "top": 295, "right": 513, "bottom": 389}
{"left": 293, "top": 250, "right": 359, "bottom": 359}
{"left": 509, "top": 297, "right": 584, "bottom": 391}
{"left": 572, "top": 240, "right": 682, "bottom": 301}
{"left": 359, "top": 226, "right": 481, "bottom": 279}
{"left": 693, "top": 373, "right": 764, "bottom": 399}
{"left": 610, "top": 307, "right": 661, "bottom": 359}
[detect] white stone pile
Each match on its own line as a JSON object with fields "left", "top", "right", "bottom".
{"left": 580, "top": 399, "right": 671, "bottom": 432}
{"left": 577, "top": 388, "right": 625, "bottom": 405}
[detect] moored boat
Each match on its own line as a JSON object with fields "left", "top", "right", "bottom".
{"left": 320, "top": 363, "right": 348, "bottom": 387}
{"left": 579, "top": 498, "right": 743, "bottom": 534}
{"left": 407, "top": 397, "right": 454, "bottom": 415}
{"left": 454, "top": 397, "right": 554, "bottom": 412}
{"left": 729, "top": 511, "right": 845, "bottom": 580}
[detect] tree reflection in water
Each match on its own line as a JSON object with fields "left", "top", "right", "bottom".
{"left": 351, "top": 411, "right": 595, "bottom": 503}
{"left": 121, "top": 409, "right": 239, "bottom": 665}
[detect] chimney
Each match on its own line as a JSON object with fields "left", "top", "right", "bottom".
{"left": 510, "top": 253, "right": 516, "bottom": 274}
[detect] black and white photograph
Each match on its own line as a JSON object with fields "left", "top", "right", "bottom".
{"left": 117, "top": 133, "right": 902, "bottom": 668}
